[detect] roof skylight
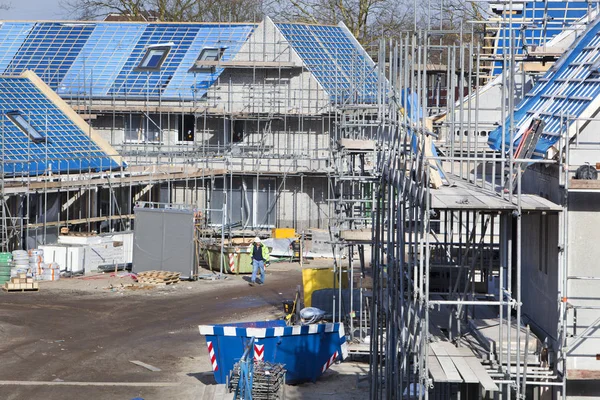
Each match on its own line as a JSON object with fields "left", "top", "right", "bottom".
{"left": 136, "top": 45, "right": 171, "bottom": 71}
{"left": 6, "top": 111, "right": 45, "bottom": 143}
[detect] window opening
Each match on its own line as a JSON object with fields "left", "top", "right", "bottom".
{"left": 136, "top": 44, "right": 171, "bottom": 71}
{"left": 7, "top": 111, "right": 45, "bottom": 143}
{"left": 178, "top": 114, "right": 195, "bottom": 142}
{"left": 190, "top": 47, "right": 226, "bottom": 73}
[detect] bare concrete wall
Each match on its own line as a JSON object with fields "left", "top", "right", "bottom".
{"left": 165, "top": 175, "right": 329, "bottom": 230}
{"left": 566, "top": 192, "right": 600, "bottom": 373}
{"left": 211, "top": 17, "right": 331, "bottom": 115}
{"left": 275, "top": 176, "right": 329, "bottom": 231}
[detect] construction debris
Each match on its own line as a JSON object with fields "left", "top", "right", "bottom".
{"left": 136, "top": 271, "right": 181, "bottom": 285}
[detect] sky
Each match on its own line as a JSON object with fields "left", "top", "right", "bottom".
{"left": 1, "top": 0, "right": 67, "bottom": 20}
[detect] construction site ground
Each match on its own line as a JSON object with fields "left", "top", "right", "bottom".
{"left": 0, "top": 260, "right": 369, "bottom": 400}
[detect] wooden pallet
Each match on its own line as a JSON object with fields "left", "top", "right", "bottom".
{"left": 3, "top": 287, "right": 39, "bottom": 292}
{"left": 136, "top": 270, "right": 181, "bottom": 285}
{"left": 137, "top": 278, "right": 180, "bottom": 285}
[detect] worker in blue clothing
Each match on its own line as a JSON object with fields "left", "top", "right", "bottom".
{"left": 249, "top": 237, "right": 270, "bottom": 286}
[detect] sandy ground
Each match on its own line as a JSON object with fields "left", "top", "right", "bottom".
{"left": 0, "top": 261, "right": 369, "bottom": 400}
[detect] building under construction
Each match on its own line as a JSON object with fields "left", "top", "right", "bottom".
{"left": 0, "top": 17, "right": 376, "bottom": 249}
{"left": 1, "top": 1, "right": 600, "bottom": 399}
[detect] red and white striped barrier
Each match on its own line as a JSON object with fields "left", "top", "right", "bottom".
{"left": 228, "top": 248, "right": 240, "bottom": 272}
{"left": 321, "top": 351, "right": 338, "bottom": 373}
{"left": 207, "top": 341, "right": 218, "bottom": 371}
{"left": 229, "top": 253, "right": 235, "bottom": 272}
{"left": 254, "top": 343, "right": 264, "bottom": 361}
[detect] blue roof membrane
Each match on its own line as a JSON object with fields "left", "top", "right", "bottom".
{"left": 276, "top": 23, "right": 378, "bottom": 103}
{"left": 58, "top": 23, "right": 146, "bottom": 97}
{"left": 161, "top": 24, "right": 254, "bottom": 99}
{"left": 0, "top": 76, "right": 121, "bottom": 177}
{"left": 0, "top": 22, "right": 34, "bottom": 73}
{"left": 488, "top": 16, "right": 600, "bottom": 156}
{"left": 108, "top": 23, "right": 255, "bottom": 99}
{"left": 5, "top": 23, "right": 96, "bottom": 89}
{"left": 0, "top": 21, "right": 377, "bottom": 103}
{"left": 490, "top": 1, "right": 590, "bottom": 75}
{"left": 0, "top": 22, "right": 255, "bottom": 101}
{"left": 108, "top": 24, "right": 202, "bottom": 98}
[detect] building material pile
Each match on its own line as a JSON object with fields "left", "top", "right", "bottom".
{"left": 136, "top": 271, "right": 180, "bottom": 285}
{"left": 3, "top": 273, "right": 39, "bottom": 292}
{"left": 229, "top": 361, "right": 286, "bottom": 400}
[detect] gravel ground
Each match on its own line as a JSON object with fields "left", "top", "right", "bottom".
{"left": 0, "top": 261, "right": 369, "bottom": 400}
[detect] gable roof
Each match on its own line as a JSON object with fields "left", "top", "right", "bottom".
{"left": 488, "top": 15, "right": 600, "bottom": 156}
{"left": 0, "top": 71, "right": 122, "bottom": 177}
{"left": 0, "top": 21, "right": 256, "bottom": 100}
{"left": 0, "top": 20, "right": 377, "bottom": 104}
{"left": 276, "top": 22, "right": 377, "bottom": 103}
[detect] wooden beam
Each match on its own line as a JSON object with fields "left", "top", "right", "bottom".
{"left": 4, "top": 169, "right": 227, "bottom": 194}
{"left": 569, "top": 178, "right": 600, "bottom": 190}
{"left": 22, "top": 71, "right": 123, "bottom": 167}
{"left": 26, "top": 214, "right": 135, "bottom": 229}
{"left": 195, "top": 60, "right": 300, "bottom": 69}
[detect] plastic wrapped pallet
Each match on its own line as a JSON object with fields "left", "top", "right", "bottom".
{"left": 11, "top": 250, "right": 31, "bottom": 277}
{"left": 28, "top": 249, "right": 44, "bottom": 279}
{"left": 11, "top": 267, "right": 30, "bottom": 278}
{"left": 40, "top": 263, "right": 61, "bottom": 281}
{"left": 12, "top": 250, "right": 29, "bottom": 268}
{"left": 28, "top": 249, "right": 44, "bottom": 263}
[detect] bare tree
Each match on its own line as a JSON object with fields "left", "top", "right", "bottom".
{"left": 273, "top": 0, "right": 414, "bottom": 45}
{"left": 272, "top": 0, "right": 489, "bottom": 46}
{"left": 59, "top": 0, "right": 146, "bottom": 20}
{"left": 61, "top": 0, "right": 264, "bottom": 21}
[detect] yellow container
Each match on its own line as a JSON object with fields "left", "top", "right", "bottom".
{"left": 272, "top": 228, "right": 296, "bottom": 239}
{"left": 302, "top": 267, "right": 348, "bottom": 307}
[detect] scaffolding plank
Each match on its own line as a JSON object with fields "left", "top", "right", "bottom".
{"left": 338, "top": 138, "right": 376, "bottom": 151}
{"left": 339, "top": 229, "right": 373, "bottom": 242}
{"left": 449, "top": 356, "right": 479, "bottom": 384}
{"left": 520, "top": 194, "right": 562, "bottom": 211}
{"left": 428, "top": 355, "right": 448, "bottom": 382}
{"left": 430, "top": 342, "right": 463, "bottom": 383}
{"left": 465, "top": 357, "right": 499, "bottom": 392}
{"left": 438, "top": 342, "right": 469, "bottom": 357}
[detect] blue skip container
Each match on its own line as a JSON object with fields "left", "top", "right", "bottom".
{"left": 199, "top": 320, "right": 348, "bottom": 384}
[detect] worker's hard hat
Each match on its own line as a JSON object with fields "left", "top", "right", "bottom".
{"left": 253, "top": 237, "right": 261, "bottom": 243}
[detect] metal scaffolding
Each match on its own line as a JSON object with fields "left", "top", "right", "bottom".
{"left": 357, "top": 4, "right": 578, "bottom": 398}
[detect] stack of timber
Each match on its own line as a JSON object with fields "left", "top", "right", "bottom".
{"left": 136, "top": 271, "right": 180, "bottom": 285}
{"left": 3, "top": 273, "right": 39, "bottom": 292}
{"left": 229, "top": 361, "right": 286, "bottom": 400}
